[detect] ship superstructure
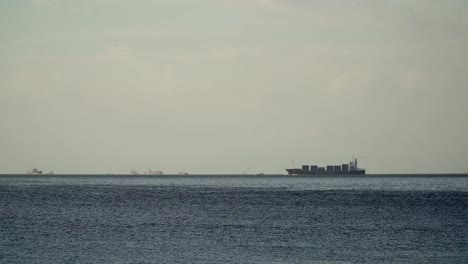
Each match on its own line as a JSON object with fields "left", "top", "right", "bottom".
{"left": 286, "top": 158, "right": 365, "bottom": 175}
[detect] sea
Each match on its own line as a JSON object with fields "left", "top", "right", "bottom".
{"left": 1, "top": 175, "right": 467, "bottom": 263}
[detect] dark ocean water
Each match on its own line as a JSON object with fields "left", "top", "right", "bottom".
{"left": 1, "top": 176, "right": 467, "bottom": 263}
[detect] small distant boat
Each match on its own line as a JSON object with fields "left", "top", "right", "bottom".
{"left": 144, "top": 169, "right": 164, "bottom": 175}
{"left": 30, "top": 168, "right": 43, "bottom": 175}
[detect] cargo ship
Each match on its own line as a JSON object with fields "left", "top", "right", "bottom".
{"left": 286, "top": 158, "right": 365, "bottom": 175}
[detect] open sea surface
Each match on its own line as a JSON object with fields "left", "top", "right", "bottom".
{"left": 1, "top": 175, "right": 467, "bottom": 263}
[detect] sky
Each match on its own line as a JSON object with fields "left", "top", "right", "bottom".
{"left": 1, "top": 0, "right": 467, "bottom": 174}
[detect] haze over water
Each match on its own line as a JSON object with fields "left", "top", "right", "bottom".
{"left": 1, "top": 1, "right": 468, "bottom": 174}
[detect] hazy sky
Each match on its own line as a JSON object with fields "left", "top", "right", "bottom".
{"left": 1, "top": 0, "right": 467, "bottom": 174}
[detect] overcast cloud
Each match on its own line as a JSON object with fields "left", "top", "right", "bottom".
{"left": 1, "top": 0, "right": 467, "bottom": 173}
